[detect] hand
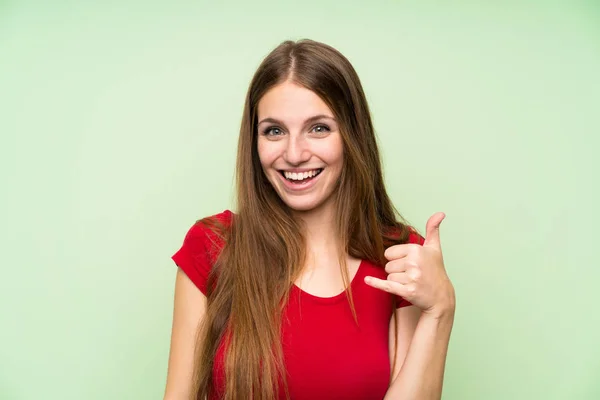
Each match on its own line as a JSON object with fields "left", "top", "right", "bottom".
{"left": 365, "top": 212, "right": 455, "bottom": 317}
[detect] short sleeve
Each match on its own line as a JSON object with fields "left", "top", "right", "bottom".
{"left": 171, "top": 210, "right": 232, "bottom": 295}
{"left": 172, "top": 223, "right": 214, "bottom": 295}
{"left": 395, "top": 228, "right": 426, "bottom": 308}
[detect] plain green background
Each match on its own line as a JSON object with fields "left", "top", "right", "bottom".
{"left": 1, "top": 1, "right": 599, "bottom": 399}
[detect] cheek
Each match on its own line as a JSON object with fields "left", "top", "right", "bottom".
{"left": 319, "top": 137, "right": 344, "bottom": 166}
{"left": 256, "top": 140, "right": 274, "bottom": 168}
{"left": 257, "top": 145, "right": 265, "bottom": 167}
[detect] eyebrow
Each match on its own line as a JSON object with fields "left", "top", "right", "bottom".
{"left": 257, "top": 114, "right": 336, "bottom": 127}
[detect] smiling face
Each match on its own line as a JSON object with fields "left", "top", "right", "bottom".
{"left": 256, "top": 81, "right": 344, "bottom": 214}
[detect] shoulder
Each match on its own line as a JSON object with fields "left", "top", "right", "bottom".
{"left": 189, "top": 209, "right": 234, "bottom": 234}
{"left": 171, "top": 209, "right": 234, "bottom": 295}
{"left": 185, "top": 209, "right": 234, "bottom": 261}
{"left": 186, "top": 209, "right": 234, "bottom": 243}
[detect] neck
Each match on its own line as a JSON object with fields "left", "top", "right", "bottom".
{"left": 293, "top": 199, "right": 340, "bottom": 265}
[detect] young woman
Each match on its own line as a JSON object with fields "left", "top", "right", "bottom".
{"left": 164, "top": 39, "right": 455, "bottom": 400}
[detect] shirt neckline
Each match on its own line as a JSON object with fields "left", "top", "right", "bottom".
{"left": 290, "top": 259, "right": 366, "bottom": 304}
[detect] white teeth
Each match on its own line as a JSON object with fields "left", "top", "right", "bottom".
{"left": 283, "top": 169, "right": 321, "bottom": 181}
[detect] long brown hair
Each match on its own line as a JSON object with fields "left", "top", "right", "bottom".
{"left": 193, "top": 39, "right": 414, "bottom": 400}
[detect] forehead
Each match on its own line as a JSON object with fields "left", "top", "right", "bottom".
{"left": 257, "top": 81, "right": 334, "bottom": 122}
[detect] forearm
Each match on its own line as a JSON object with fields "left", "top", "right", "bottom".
{"left": 385, "top": 310, "right": 454, "bottom": 400}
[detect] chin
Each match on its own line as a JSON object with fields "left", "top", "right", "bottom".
{"left": 279, "top": 195, "right": 332, "bottom": 213}
{"left": 284, "top": 202, "right": 319, "bottom": 212}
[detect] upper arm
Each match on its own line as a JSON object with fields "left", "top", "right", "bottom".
{"left": 165, "top": 213, "right": 231, "bottom": 399}
{"left": 164, "top": 268, "right": 207, "bottom": 400}
{"left": 389, "top": 305, "right": 421, "bottom": 381}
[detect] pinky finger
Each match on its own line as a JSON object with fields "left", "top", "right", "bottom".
{"left": 364, "top": 276, "right": 406, "bottom": 297}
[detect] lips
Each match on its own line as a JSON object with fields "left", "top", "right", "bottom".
{"left": 279, "top": 168, "right": 323, "bottom": 183}
{"left": 276, "top": 168, "right": 324, "bottom": 191}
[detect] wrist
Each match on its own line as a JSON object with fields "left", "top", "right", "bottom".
{"left": 424, "top": 288, "right": 456, "bottom": 320}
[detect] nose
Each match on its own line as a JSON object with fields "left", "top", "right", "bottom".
{"left": 283, "top": 134, "right": 311, "bottom": 165}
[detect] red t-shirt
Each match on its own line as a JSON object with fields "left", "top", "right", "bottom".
{"left": 172, "top": 210, "right": 425, "bottom": 400}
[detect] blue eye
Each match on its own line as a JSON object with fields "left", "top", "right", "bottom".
{"left": 263, "top": 126, "right": 283, "bottom": 136}
{"left": 261, "top": 124, "right": 331, "bottom": 136}
{"left": 311, "top": 124, "right": 331, "bottom": 134}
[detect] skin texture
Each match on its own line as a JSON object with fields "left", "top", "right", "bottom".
{"left": 366, "top": 213, "right": 455, "bottom": 317}
{"left": 256, "top": 80, "right": 344, "bottom": 215}
{"left": 164, "top": 269, "right": 206, "bottom": 400}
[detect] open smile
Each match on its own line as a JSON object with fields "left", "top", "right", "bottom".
{"left": 277, "top": 168, "right": 324, "bottom": 190}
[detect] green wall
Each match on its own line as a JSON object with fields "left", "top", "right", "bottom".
{"left": 1, "top": 1, "right": 599, "bottom": 399}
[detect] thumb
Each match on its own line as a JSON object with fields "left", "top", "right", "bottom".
{"left": 424, "top": 212, "right": 445, "bottom": 248}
